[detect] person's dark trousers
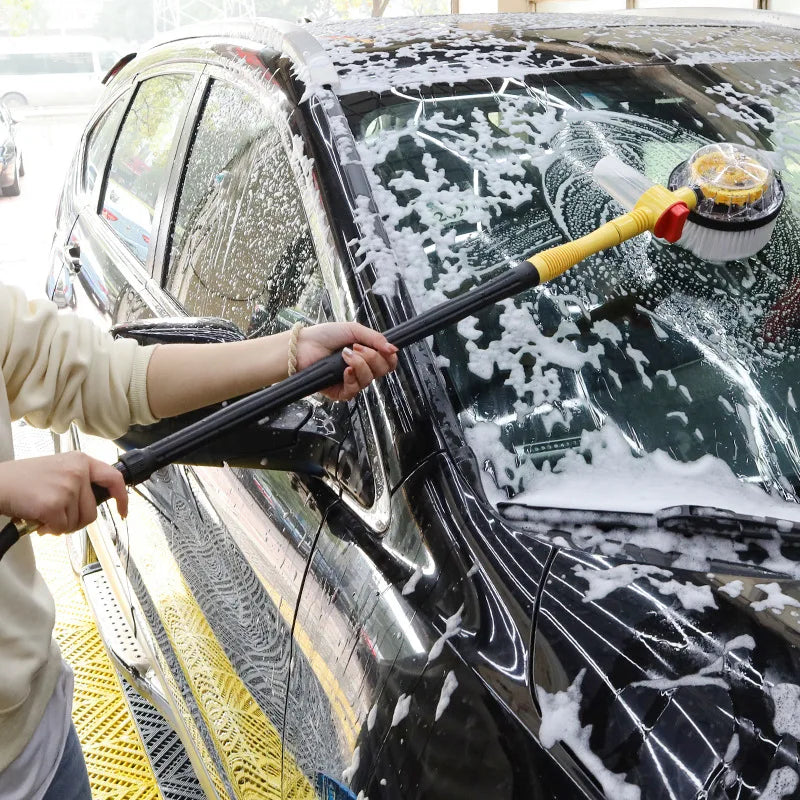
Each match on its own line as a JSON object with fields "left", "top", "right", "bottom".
{"left": 42, "top": 723, "right": 91, "bottom": 800}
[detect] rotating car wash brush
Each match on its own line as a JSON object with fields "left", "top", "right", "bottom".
{"left": 668, "top": 142, "right": 785, "bottom": 262}
{"left": 593, "top": 141, "right": 785, "bottom": 262}
{"left": 0, "top": 142, "right": 784, "bottom": 561}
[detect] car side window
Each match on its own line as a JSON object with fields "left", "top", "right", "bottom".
{"left": 84, "top": 95, "right": 128, "bottom": 196}
{"left": 101, "top": 74, "right": 194, "bottom": 265}
{"left": 164, "top": 79, "right": 325, "bottom": 336}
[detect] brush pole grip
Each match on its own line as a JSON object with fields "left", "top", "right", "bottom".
{"left": 529, "top": 208, "right": 651, "bottom": 283}
{"left": 117, "top": 261, "right": 545, "bottom": 484}
{"left": 91, "top": 482, "right": 111, "bottom": 504}
{"left": 0, "top": 475, "right": 119, "bottom": 562}
{"left": 383, "top": 259, "right": 542, "bottom": 348}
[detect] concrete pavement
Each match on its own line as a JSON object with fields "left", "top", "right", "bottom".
{"left": 0, "top": 108, "right": 91, "bottom": 297}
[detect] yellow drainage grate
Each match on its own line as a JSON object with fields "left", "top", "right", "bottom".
{"left": 33, "top": 533, "right": 162, "bottom": 800}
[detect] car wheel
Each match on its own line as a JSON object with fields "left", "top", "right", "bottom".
{"left": 1, "top": 165, "right": 20, "bottom": 196}
{"left": 18, "top": 156, "right": 24, "bottom": 178}
{"left": 1, "top": 92, "right": 27, "bottom": 109}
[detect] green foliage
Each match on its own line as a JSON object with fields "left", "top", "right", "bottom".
{"left": 253, "top": 0, "right": 326, "bottom": 21}
{"left": 0, "top": 0, "right": 45, "bottom": 34}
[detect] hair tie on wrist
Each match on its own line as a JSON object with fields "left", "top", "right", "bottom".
{"left": 287, "top": 321, "right": 304, "bottom": 376}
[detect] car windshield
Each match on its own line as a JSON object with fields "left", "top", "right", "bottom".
{"left": 343, "top": 59, "right": 800, "bottom": 519}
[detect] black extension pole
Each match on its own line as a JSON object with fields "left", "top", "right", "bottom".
{"left": 0, "top": 259, "right": 542, "bottom": 561}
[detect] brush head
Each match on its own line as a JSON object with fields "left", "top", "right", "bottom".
{"left": 667, "top": 143, "right": 784, "bottom": 262}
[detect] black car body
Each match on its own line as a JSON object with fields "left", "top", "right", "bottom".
{"left": 0, "top": 102, "right": 22, "bottom": 196}
{"left": 47, "top": 13, "right": 800, "bottom": 800}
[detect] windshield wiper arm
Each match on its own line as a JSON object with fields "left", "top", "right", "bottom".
{"left": 499, "top": 502, "right": 800, "bottom": 542}
{"left": 655, "top": 505, "right": 800, "bottom": 542}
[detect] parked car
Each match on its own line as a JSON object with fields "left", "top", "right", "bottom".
{"left": 47, "top": 12, "right": 800, "bottom": 800}
{"left": 0, "top": 101, "right": 22, "bottom": 195}
{"left": 0, "top": 35, "right": 122, "bottom": 108}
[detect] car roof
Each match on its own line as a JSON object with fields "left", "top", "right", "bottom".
{"left": 138, "top": 12, "right": 800, "bottom": 97}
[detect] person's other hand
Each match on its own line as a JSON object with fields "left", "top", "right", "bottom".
{"left": 0, "top": 452, "right": 128, "bottom": 535}
{"left": 296, "top": 322, "right": 398, "bottom": 401}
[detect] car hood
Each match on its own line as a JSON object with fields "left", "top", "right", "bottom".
{"left": 533, "top": 546, "right": 800, "bottom": 799}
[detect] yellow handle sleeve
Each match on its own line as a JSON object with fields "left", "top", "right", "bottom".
{"left": 530, "top": 207, "right": 652, "bottom": 283}
{"left": 526, "top": 184, "right": 698, "bottom": 284}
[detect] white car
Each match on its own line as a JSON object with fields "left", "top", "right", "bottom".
{"left": 0, "top": 35, "right": 122, "bottom": 108}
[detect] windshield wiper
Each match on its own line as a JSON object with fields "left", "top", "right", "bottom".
{"left": 655, "top": 505, "right": 800, "bottom": 542}
{"left": 499, "top": 502, "right": 800, "bottom": 542}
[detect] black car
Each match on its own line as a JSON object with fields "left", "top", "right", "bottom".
{"left": 0, "top": 102, "right": 22, "bottom": 196}
{"left": 47, "top": 13, "right": 800, "bottom": 800}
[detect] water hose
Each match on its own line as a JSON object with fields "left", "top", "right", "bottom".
{"left": 0, "top": 142, "right": 783, "bottom": 561}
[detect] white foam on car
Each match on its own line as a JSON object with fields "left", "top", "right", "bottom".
{"left": 573, "top": 562, "right": 717, "bottom": 612}
{"left": 391, "top": 694, "right": 412, "bottom": 727}
{"left": 427, "top": 606, "right": 464, "bottom": 664}
{"left": 401, "top": 567, "right": 423, "bottom": 596}
{"left": 770, "top": 682, "right": 800, "bottom": 739}
{"left": 750, "top": 582, "right": 800, "bottom": 613}
{"left": 718, "top": 579, "right": 744, "bottom": 599}
{"left": 341, "top": 746, "right": 360, "bottom": 783}
{"left": 434, "top": 671, "right": 459, "bottom": 722}
{"left": 537, "top": 669, "right": 641, "bottom": 800}
{"left": 632, "top": 634, "right": 755, "bottom": 691}
{"left": 760, "top": 767, "right": 799, "bottom": 800}
{"left": 509, "top": 422, "right": 800, "bottom": 522}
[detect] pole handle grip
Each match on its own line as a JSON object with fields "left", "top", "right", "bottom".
{"left": 0, "top": 481, "right": 113, "bottom": 561}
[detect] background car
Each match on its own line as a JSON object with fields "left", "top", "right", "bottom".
{"left": 0, "top": 35, "right": 122, "bottom": 109}
{"left": 0, "top": 101, "right": 22, "bottom": 196}
{"left": 47, "top": 13, "right": 800, "bottom": 800}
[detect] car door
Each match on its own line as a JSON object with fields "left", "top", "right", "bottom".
{"left": 48, "top": 66, "right": 244, "bottom": 795}
{"left": 150, "top": 70, "right": 342, "bottom": 797}
{"left": 50, "top": 68, "right": 203, "bottom": 328}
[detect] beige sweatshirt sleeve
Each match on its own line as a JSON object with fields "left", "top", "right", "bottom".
{"left": 0, "top": 284, "right": 159, "bottom": 438}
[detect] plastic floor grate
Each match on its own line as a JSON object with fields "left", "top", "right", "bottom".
{"left": 119, "top": 679, "right": 207, "bottom": 800}
{"left": 17, "top": 421, "right": 204, "bottom": 800}
{"left": 34, "top": 532, "right": 163, "bottom": 800}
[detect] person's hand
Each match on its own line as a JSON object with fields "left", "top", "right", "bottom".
{"left": 296, "top": 322, "right": 398, "bottom": 402}
{"left": 0, "top": 452, "right": 128, "bottom": 535}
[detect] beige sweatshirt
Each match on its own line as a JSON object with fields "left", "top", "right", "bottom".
{"left": 0, "top": 284, "right": 158, "bottom": 771}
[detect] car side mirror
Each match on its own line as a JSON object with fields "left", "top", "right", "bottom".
{"left": 111, "top": 316, "right": 245, "bottom": 344}
{"left": 111, "top": 317, "right": 349, "bottom": 475}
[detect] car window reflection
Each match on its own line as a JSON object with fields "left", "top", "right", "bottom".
{"left": 101, "top": 74, "right": 194, "bottom": 264}
{"left": 164, "top": 79, "right": 322, "bottom": 337}
{"left": 84, "top": 94, "right": 128, "bottom": 195}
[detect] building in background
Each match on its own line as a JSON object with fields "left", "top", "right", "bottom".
{"left": 462, "top": 0, "right": 797, "bottom": 13}
{"left": 0, "top": 0, "right": 797, "bottom": 41}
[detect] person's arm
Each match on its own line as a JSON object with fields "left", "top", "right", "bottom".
{"left": 0, "top": 283, "right": 397, "bottom": 536}
{"left": 0, "top": 322, "right": 398, "bottom": 534}
{"left": 145, "top": 321, "right": 398, "bottom": 419}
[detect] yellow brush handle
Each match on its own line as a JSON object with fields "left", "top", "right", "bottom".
{"left": 527, "top": 185, "right": 698, "bottom": 283}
